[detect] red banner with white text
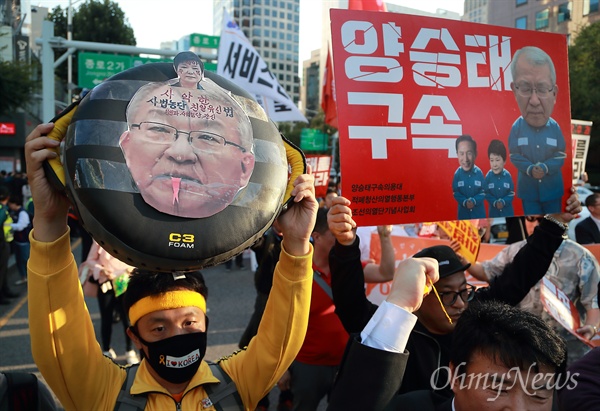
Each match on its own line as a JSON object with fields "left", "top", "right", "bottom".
{"left": 330, "top": 10, "right": 572, "bottom": 226}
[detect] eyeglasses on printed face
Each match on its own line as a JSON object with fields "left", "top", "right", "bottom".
{"left": 514, "top": 82, "right": 555, "bottom": 98}
{"left": 131, "top": 122, "right": 247, "bottom": 153}
{"left": 438, "top": 284, "right": 476, "bottom": 306}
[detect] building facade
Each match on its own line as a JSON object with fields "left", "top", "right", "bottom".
{"left": 301, "top": 49, "right": 320, "bottom": 121}
{"left": 464, "top": 0, "right": 600, "bottom": 45}
{"left": 213, "top": 0, "right": 301, "bottom": 105}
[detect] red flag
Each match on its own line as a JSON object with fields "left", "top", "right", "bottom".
{"left": 321, "top": 48, "right": 338, "bottom": 129}
{"left": 348, "top": 0, "right": 387, "bottom": 11}
{"left": 321, "top": 0, "right": 386, "bottom": 128}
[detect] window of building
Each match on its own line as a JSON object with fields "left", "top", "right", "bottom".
{"left": 265, "top": 0, "right": 270, "bottom": 4}
{"left": 515, "top": 15, "right": 527, "bottom": 29}
{"left": 280, "top": 21, "right": 284, "bottom": 29}
{"left": 272, "top": 20, "right": 277, "bottom": 27}
{"left": 584, "top": 0, "right": 599, "bottom": 14}
{"left": 253, "top": 17, "right": 262, "bottom": 26}
{"left": 253, "top": 7, "right": 261, "bottom": 15}
{"left": 558, "top": 2, "right": 572, "bottom": 23}
{"left": 264, "top": 50, "right": 270, "bottom": 58}
{"left": 535, "top": 9, "right": 549, "bottom": 29}
{"left": 253, "top": 0, "right": 262, "bottom": 4}
{"left": 262, "top": 29, "right": 269, "bottom": 36}
{"left": 516, "top": 0, "right": 527, "bottom": 5}
{"left": 279, "top": 63, "right": 284, "bottom": 70}
{"left": 252, "top": 39, "right": 260, "bottom": 47}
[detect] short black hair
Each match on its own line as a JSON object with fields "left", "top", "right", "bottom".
{"left": 173, "top": 52, "right": 203, "bottom": 71}
{"left": 488, "top": 139, "right": 507, "bottom": 162}
{"left": 585, "top": 192, "right": 600, "bottom": 208}
{"left": 123, "top": 270, "right": 208, "bottom": 322}
{"left": 451, "top": 300, "right": 566, "bottom": 377}
{"left": 0, "top": 186, "right": 9, "bottom": 202}
{"left": 455, "top": 135, "right": 477, "bottom": 154}
{"left": 313, "top": 208, "right": 329, "bottom": 235}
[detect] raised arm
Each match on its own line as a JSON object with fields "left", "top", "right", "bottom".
{"left": 477, "top": 190, "right": 582, "bottom": 305}
{"left": 327, "top": 196, "right": 379, "bottom": 333}
{"left": 363, "top": 225, "right": 396, "bottom": 283}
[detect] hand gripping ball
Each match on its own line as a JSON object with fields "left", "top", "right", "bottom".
{"left": 43, "top": 57, "right": 305, "bottom": 272}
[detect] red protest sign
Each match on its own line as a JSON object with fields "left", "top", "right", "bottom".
{"left": 306, "top": 154, "right": 333, "bottom": 198}
{"left": 330, "top": 10, "right": 572, "bottom": 226}
{"left": 540, "top": 277, "right": 600, "bottom": 348}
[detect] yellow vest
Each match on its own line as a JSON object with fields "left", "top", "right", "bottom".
{"left": 1, "top": 205, "right": 13, "bottom": 242}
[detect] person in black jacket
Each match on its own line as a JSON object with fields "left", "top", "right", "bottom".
{"left": 327, "top": 193, "right": 581, "bottom": 399}
{"left": 346, "top": 300, "right": 568, "bottom": 411}
{"left": 327, "top": 248, "right": 440, "bottom": 411}
{"left": 575, "top": 192, "right": 600, "bottom": 244}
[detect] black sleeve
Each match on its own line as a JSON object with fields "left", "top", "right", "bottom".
{"left": 327, "top": 336, "right": 409, "bottom": 411}
{"left": 329, "top": 237, "right": 379, "bottom": 333}
{"left": 557, "top": 347, "right": 600, "bottom": 411}
{"left": 575, "top": 220, "right": 594, "bottom": 245}
{"left": 475, "top": 218, "right": 565, "bottom": 305}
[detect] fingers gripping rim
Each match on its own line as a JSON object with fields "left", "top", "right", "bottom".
{"left": 42, "top": 101, "right": 80, "bottom": 192}
{"left": 281, "top": 133, "right": 306, "bottom": 213}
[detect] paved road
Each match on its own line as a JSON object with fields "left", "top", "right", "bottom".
{"left": 0, "top": 238, "right": 327, "bottom": 410}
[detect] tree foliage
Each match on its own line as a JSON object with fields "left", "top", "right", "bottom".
{"left": 48, "top": 0, "right": 136, "bottom": 89}
{"left": 569, "top": 21, "right": 600, "bottom": 184}
{"left": 0, "top": 61, "right": 38, "bottom": 115}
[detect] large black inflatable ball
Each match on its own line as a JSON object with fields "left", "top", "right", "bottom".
{"left": 54, "top": 63, "right": 290, "bottom": 271}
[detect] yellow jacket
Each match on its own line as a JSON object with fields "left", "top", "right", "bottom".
{"left": 28, "top": 229, "right": 313, "bottom": 411}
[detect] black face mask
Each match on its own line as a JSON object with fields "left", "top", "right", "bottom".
{"left": 137, "top": 331, "right": 207, "bottom": 384}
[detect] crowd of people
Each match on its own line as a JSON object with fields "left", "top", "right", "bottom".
{"left": 0, "top": 172, "right": 32, "bottom": 305}
{"left": 4, "top": 75, "right": 600, "bottom": 410}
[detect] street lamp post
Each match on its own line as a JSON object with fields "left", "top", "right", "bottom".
{"left": 67, "top": 0, "right": 83, "bottom": 103}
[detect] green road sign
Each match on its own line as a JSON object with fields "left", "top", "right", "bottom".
{"left": 190, "top": 33, "right": 220, "bottom": 49}
{"left": 78, "top": 52, "right": 219, "bottom": 89}
{"left": 78, "top": 53, "right": 131, "bottom": 88}
{"left": 300, "top": 128, "right": 328, "bottom": 152}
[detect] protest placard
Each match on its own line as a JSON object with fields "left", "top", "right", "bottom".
{"left": 330, "top": 9, "right": 572, "bottom": 225}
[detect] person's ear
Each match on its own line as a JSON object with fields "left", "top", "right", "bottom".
{"left": 510, "top": 81, "right": 516, "bottom": 94}
{"left": 553, "top": 83, "right": 558, "bottom": 97}
{"left": 127, "top": 326, "right": 144, "bottom": 351}
{"left": 119, "top": 130, "right": 130, "bottom": 146}
{"left": 239, "top": 153, "right": 256, "bottom": 186}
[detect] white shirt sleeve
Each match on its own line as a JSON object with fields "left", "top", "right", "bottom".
{"left": 360, "top": 300, "right": 417, "bottom": 353}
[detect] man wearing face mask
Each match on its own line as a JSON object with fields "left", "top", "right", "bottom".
{"left": 25, "top": 122, "right": 318, "bottom": 410}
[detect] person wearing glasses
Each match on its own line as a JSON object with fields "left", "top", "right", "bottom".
{"left": 508, "top": 46, "right": 566, "bottom": 215}
{"left": 119, "top": 82, "right": 255, "bottom": 218}
{"left": 326, "top": 194, "right": 581, "bottom": 400}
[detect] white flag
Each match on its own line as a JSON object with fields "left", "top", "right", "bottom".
{"left": 218, "top": 10, "right": 307, "bottom": 123}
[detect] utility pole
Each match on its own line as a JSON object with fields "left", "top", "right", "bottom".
{"left": 67, "top": 0, "right": 74, "bottom": 104}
